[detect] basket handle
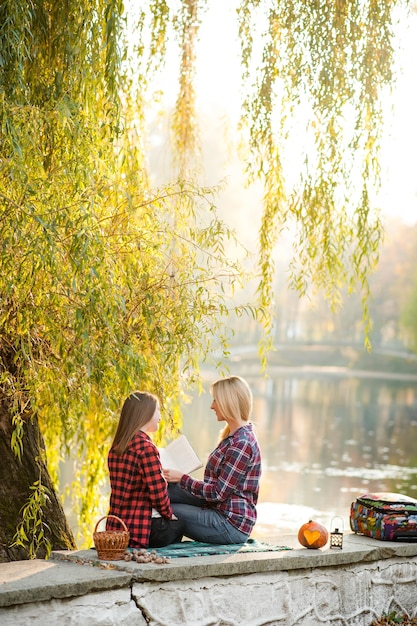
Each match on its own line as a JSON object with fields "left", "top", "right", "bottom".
{"left": 94, "top": 515, "right": 128, "bottom": 534}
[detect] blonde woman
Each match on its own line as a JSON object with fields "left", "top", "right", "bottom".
{"left": 107, "top": 391, "right": 184, "bottom": 548}
{"left": 164, "top": 376, "right": 262, "bottom": 544}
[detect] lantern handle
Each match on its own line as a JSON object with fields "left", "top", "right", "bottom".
{"left": 330, "top": 516, "right": 344, "bottom": 532}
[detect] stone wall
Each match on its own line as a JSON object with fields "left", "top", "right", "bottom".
{"left": 1, "top": 535, "right": 417, "bottom": 625}
{"left": 131, "top": 558, "right": 417, "bottom": 626}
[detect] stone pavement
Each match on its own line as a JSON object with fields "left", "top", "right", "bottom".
{"left": 1, "top": 533, "right": 417, "bottom": 608}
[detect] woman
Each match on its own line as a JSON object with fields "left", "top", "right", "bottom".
{"left": 107, "top": 391, "right": 184, "bottom": 548}
{"left": 164, "top": 375, "right": 261, "bottom": 544}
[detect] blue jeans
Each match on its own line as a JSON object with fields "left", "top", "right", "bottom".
{"left": 168, "top": 483, "right": 249, "bottom": 544}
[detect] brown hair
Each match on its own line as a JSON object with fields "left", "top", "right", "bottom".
{"left": 111, "top": 391, "right": 159, "bottom": 456}
{"left": 210, "top": 375, "right": 253, "bottom": 441}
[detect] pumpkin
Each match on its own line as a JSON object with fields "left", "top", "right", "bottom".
{"left": 298, "top": 520, "right": 329, "bottom": 549}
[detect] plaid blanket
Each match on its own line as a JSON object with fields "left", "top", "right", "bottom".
{"left": 131, "top": 539, "right": 292, "bottom": 559}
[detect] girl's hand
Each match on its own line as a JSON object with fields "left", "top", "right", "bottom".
{"left": 163, "top": 467, "right": 184, "bottom": 483}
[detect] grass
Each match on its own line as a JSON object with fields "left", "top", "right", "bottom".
{"left": 371, "top": 613, "right": 417, "bottom": 625}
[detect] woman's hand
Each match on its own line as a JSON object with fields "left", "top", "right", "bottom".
{"left": 163, "top": 467, "right": 184, "bottom": 483}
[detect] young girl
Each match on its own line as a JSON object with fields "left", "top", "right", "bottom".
{"left": 107, "top": 391, "right": 184, "bottom": 548}
{"left": 164, "top": 375, "right": 262, "bottom": 544}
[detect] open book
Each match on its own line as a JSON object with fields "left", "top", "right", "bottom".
{"left": 158, "top": 435, "right": 203, "bottom": 474}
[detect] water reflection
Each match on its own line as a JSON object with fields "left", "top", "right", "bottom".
{"left": 181, "top": 369, "right": 417, "bottom": 537}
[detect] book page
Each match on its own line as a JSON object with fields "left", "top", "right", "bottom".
{"left": 158, "top": 435, "right": 203, "bottom": 474}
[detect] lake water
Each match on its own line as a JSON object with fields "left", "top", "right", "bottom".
{"left": 179, "top": 365, "right": 417, "bottom": 539}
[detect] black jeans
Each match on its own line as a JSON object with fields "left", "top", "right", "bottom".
{"left": 148, "top": 517, "right": 184, "bottom": 548}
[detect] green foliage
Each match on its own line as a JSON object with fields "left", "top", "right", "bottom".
{"left": 0, "top": 0, "right": 253, "bottom": 549}
{"left": 370, "top": 222, "right": 417, "bottom": 351}
{"left": 0, "top": 0, "right": 409, "bottom": 552}
{"left": 11, "top": 480, "right": 52, "bottom": 560}
{"left": 401, "top": 273, "right": 417, "bottom": 350}
{"left": 371, "top": 611, "right": 417, "bottom": 625}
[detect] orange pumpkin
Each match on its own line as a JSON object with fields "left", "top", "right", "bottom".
{"left": 298, "top": 520, "right": 329, "bottom": 549}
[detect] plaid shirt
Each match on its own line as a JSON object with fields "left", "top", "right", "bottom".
{"left": 107, "top": 431, "right": 173, "bottom": 548}
{"left": 180, "top": 423, "right": 261, "bottom": 535}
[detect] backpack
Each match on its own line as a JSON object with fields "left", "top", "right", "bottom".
{"left": 350, "top": 492, "right": 417, "bottom": 541}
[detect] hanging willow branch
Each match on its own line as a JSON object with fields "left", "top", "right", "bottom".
{"left": 171, "top": 0, "right": 205, "bottom": 176}
{"left": 129, "top": 1, "right": 404, "bottom": 352}
{"left": 234, "top": 0, "right": 406, "bottom": 355}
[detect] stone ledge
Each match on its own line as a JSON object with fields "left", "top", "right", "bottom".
{"left": 52, "top": 532, "right": 417, "bottom": 582}
{"left": 0, "top": 559, "right": 131, "bottom": 608}
{"left": 1, "top": 532, "right": 417, "bottom": 608}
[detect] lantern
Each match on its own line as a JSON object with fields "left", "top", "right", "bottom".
{"left": 330, "top": 516, "right": 344, "bottom": 549}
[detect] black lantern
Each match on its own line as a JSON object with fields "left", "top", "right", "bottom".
{"left": 330, "top": 516, "right": 344, "bottom": 549}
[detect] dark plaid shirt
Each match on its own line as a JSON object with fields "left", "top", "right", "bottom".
{"left": 180, "top": 423, "right": 261, "bottom": 535}
{"left": 107, "top": 431, "right": 173, "bottom": 548}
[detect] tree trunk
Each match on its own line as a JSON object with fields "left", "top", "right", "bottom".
{"left": 0, "top": 398, "right": 76, "bottom": 562}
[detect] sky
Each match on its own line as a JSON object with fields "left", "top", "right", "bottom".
{"left": 377, "top": 9, "right": 417, "bottom": 226}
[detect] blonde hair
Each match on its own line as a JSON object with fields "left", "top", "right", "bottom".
{"left": 210, "top": 375, "right": 253, "bottom": 441}
{"left": 111, "top": 391, "right": 159, "bottom": 456}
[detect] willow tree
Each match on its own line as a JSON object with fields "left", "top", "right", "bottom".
{"left": 0, "top": 0, "right": 408, "bottom": 560}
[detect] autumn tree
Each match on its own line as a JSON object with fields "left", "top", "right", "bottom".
{"left": 0, "top": 0, "right": 409, "bottom": 560}
{"left": 394, "top": 223, "right": 417, "bottom": 349}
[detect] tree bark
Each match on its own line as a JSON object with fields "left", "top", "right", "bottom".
{"left": 0, "top": 398, "right": 76, "bottom": 562}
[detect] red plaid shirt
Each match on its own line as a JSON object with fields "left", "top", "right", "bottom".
{"left": 107, "top": 431, "right": 173, "bottom": 548}
{"left": 180, "top": 423, "right": 261, "bottom": 535}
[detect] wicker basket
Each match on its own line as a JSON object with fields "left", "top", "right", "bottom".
{"left": 93, "top": 515, "right": 130, "bottom": 560}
